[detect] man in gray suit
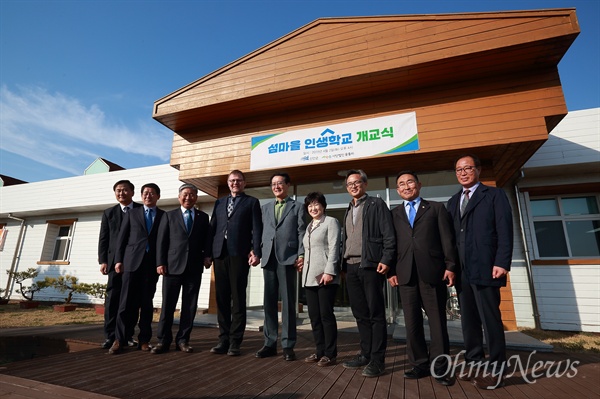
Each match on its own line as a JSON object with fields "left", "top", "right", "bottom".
{"left": 255, "top": 172, "right": 306, "bottom": 361}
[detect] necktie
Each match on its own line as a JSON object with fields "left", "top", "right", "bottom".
{"left": 227, "top": 197, "right": 235, "bottom": 218}
{"left": 460, "top": 190, "right": 470, "bottom": 217}
{"left": 123, "top": 206, "right": 128, "bottom": 213}
{"left": 185, "top": 209, "right": 193, "bottom": 233}
{"left": 275, "top": 200, "right": 285, "bottom": 222}
{"left": 408, "top": 201, "right": 416, "bottom": 227}
{"left": 145, "top": 208, "right": 153, "bottom": 233}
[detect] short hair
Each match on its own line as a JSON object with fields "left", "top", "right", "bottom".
{"left": 141, "top": 183, "right": 160, "bottom": 196}
{"left": 345, "top": 169, "right": 368, "bottom": 184}
{"left": 229, "top": 170, "right": 245, "bottom": 181}
{"left": 395, "top": 170, "right": 419, "bottom": 183}
{"left": 179, "top": 183, "right": 198, "bottom": 194}
{"left": 455, "top": 153, "right": 481, "bottom": 168}
{"left": 270, "top": 172, "right": 290, "bottom": 184}
{"left": 304, "top": 192, "right": 327, "bottom": 211}
{"left": 113, "top": 179, "right": 134, "bottom": 192}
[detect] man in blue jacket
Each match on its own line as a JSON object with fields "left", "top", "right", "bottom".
{"left": 447, "top": 154, "right": 513, "bottom": 390}
{"left": 341, "top": 169, "right": 396, "bottom": 378}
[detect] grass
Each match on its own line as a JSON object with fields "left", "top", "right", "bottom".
{"left": 519, "top": 327, "right": 600, "bottom": 354}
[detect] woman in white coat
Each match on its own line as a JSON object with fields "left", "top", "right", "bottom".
{"left": 301, "top": 192, "right": 341, "bottom": 367}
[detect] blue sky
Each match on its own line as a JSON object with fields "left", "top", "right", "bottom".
{"left": 1, "top": 0, "right": 598, "bottom": 183}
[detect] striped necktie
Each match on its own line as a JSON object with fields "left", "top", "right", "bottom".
{"left": 460, "top": 190, "right": 470, "bottom": 217}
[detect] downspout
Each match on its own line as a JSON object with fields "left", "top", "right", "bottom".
{"left": 514, "top": 172, "right": 541, "bottom": 329}
{"left": 4, "top": 214, "right": 26, "bottom": 299}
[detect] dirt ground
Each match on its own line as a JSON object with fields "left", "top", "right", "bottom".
{"left": 1, "top": 301, "right": 598, "bottom": 353}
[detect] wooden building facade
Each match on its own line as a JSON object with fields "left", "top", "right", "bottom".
{"left": 152, "top": 9, "right": 581, "bottom": 330}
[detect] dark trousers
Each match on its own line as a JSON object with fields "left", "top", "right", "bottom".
{"left": 104, "top": 268, "right": 127, "bottom": 341}
{"left": 345, "top": 263, "right": 387, "bottom": 363}
{"left": 399, "top": 263, "right": 449, "bottom": 373}
{"left": 262, "top": 255, "right": 297, "bottom": 349}
{"left": 115, "top": 254, "right": 159, "bottom": 344}
{"left": 305, "top": 284, "right": 338, "bottom": 359}
{"left": 156, "top": 265, "right": 203, "bottom": 346}
{"left": 458, "top": 272, "right": 506, "bottom": 366}
{"left": 214, "top": 254, "right": 250, "bottom": 345}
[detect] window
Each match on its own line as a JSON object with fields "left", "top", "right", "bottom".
{"left": 38, "top": 219, "right": 77, "bottom": 264}
{"left": 530, "top": 196, "right": 600, "bottom": 258}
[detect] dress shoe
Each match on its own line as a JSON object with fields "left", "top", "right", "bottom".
{"left": 138, "top": 342, "right": 151, "bottom": 351}
{"left": 304, "top": 354, "right": 319, "bottom": 363}
{"left": 176, "top": 342, "right": 193, "bottom": 353}
{"left": 404, "top": 367, "right": 430, "bottom": 379}
{"left": 282, "top": 348, "right": 296, "bottom": 361}
{"left": 434, "top": 375, "right": 455, "bottom": 386}
{"left": 108, "top": 340, "right": 122, "bottom": 355}
{"left": 101, "top": 339, "right": 114, "bottom": 349}
{"left": 151, "top": 343, "right": 169, "bottom": 354}
{"left": 457, "top": 373, "right": 472, "bottom": 382}
{"left": 255, "top": 346, "right": 277, "bottom": 358}
{"left": 210, "top": 341, "right": 229, "bottom": 355}
{"left": 342, "top": 354, "right": 370, "bottom": 369}
{"left": 127, "top": 339, "right": 138, "bottom": 347}
{"left": 362, "top": 361, "right": 385, "bottom": 378}
{"left": 317, "top": 356, "right": 336, "bottom": 367}
{"left": 473, "top": 375, "right": 505, "bottom": 390}
{"left": 227, "top": 343, "right": 241, "bottom": 356}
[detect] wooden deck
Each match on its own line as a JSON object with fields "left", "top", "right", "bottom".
{"left": 1, "top": 323, "right": 598, "bottom": 399}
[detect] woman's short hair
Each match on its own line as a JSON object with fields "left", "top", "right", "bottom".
{"left": 304, "top": 192, "right": 327, "bottom": 211}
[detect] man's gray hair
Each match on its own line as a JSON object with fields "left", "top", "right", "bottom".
{"left": 179, "top": 183, "right": 198, "bottom": 193}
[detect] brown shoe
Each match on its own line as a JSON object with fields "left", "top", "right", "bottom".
{"left": 457, "top": 373, "right": 472, "bottom": 382}
{"left": 176, "top": 342, "right": 193, "bottom": 353}
{"left": 108, "top": 340, "right": 121, "bottom": 355}
{"left": 138, "top": 342, "right": 151, "bottom": 351}
{"left": 473, "top": 375, "right": 505, "bottom": 390}
{"left": 317, "top": 356, "right": 336, "bottom": 367}
{"left": 304, "top": 354, "right": 319, "bottom": 363}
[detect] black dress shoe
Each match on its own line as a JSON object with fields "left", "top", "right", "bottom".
{"left": 227, "top": 343, "right": 241, "bottom": 357}
{"left": 403, "top": 367, "right": 430, "bottom": 379}
{"left": 282, "top": 348, "right": 296, "bottom": 361}
{"left": 127, "top": 339, "right": 138, "bottom": 347}
{"left": 176, "top": 342, "right": 193, "bottom": 353}
{"left": 101, "top": 339, "right": 114, "bottom": 349}
{"left": 362, "top": 361, "right": 385, "bottom": 378}
{"left": 151, "top": 343, "right": 169, "bottom": 354}
{"left": 434, "top": 376, "right": 455, "bottom": 386}
{"left": 255, "top": 346, "right": 277, "bottom": 358}
{"left": 210, "top": 341, "right": 229, "bottom": 355}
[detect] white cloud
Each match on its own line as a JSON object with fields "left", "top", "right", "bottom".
{"left": 0, "top": 85, "right": 172, "bottom": 176}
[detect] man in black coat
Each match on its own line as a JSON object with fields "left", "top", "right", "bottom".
{"left": 97, "top": 180, "right": 140, "bottom": 349}
{"left": 152, "top": 183, "right": 212, "bottom": 354}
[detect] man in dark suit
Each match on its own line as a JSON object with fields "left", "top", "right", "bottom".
{"left": 255, "top": 172, "right": 306, "bottom": 361}
{"left": 447, "top": 154, "right": 513, "bottom": 390}
{"left": 109, "top": 183, "right": 164, "bottom": 354}
{"left": 210, "top": 170, "right": 263, "bottom": 356}
{"left": 97, "top": 180, "right": 140, "bottom": 349}
{"left": 151, "top": 183, "right": 212, "bottom": 354}
{"left": 341, "top": 169, "right": 396, "bottom": 378}
{"left": 388, "top": 170, "right": 457, "bottom": 386}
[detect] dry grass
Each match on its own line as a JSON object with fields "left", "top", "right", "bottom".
{"left": 519, "top": 327, "right": 600, "bottom": 354}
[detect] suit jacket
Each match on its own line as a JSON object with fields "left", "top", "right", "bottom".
{"left": 447, "top": 183, "right": 513, "bottom": 287}
{"left": 391, "top": 199, "right": 458, "bottom": 285}
{"left": 302, "top": 216, "right": 341, "bottom": 287}
{"left": 157, "top": 207, "right": 211, "bottom": 275}
{"left": 210, "top": 192, "right": 263, "bottom": 259}
{"left": 261, "top": 197, "right": 306, "bottom": 266}
{"left": 98, "top": 202, "right": 141, "bottom": 271}
{"left": 115, "top": 206, "right": 164, "bottom": 272}
{"left": 341, "top": 195, "right": 396, "bottom": 271}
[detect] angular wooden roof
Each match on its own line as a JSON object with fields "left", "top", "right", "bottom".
{"left": 153, "top": 9, "right": 579, "bottom": 195}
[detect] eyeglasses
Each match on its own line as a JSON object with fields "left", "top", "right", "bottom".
{"left": 228, "top": 179, "right": 244, "bottom": 183}
{"left": 346, "top": 180, "right": 363, "bottom": 188}
{"left": 397, "top": 180, "right": 417, "bottom": 189}
{"left": 455, "top": 166, "right": 477, "bottom": 175}
{"left": 271, "top": 182, "right": 286, "bottom": 187}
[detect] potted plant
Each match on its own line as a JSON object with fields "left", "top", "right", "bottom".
{"left": 80, "top": 282, "right": 107, "bottom": 315}
{"left": 44, "top": 275, "right": 87, "bottom": 312}
{"left": 6, "top": 268, "right": 49, "bottom": 308}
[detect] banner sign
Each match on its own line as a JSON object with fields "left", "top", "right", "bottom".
{"left": 250, "top": 112, "right": 419, "bottom": 170}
